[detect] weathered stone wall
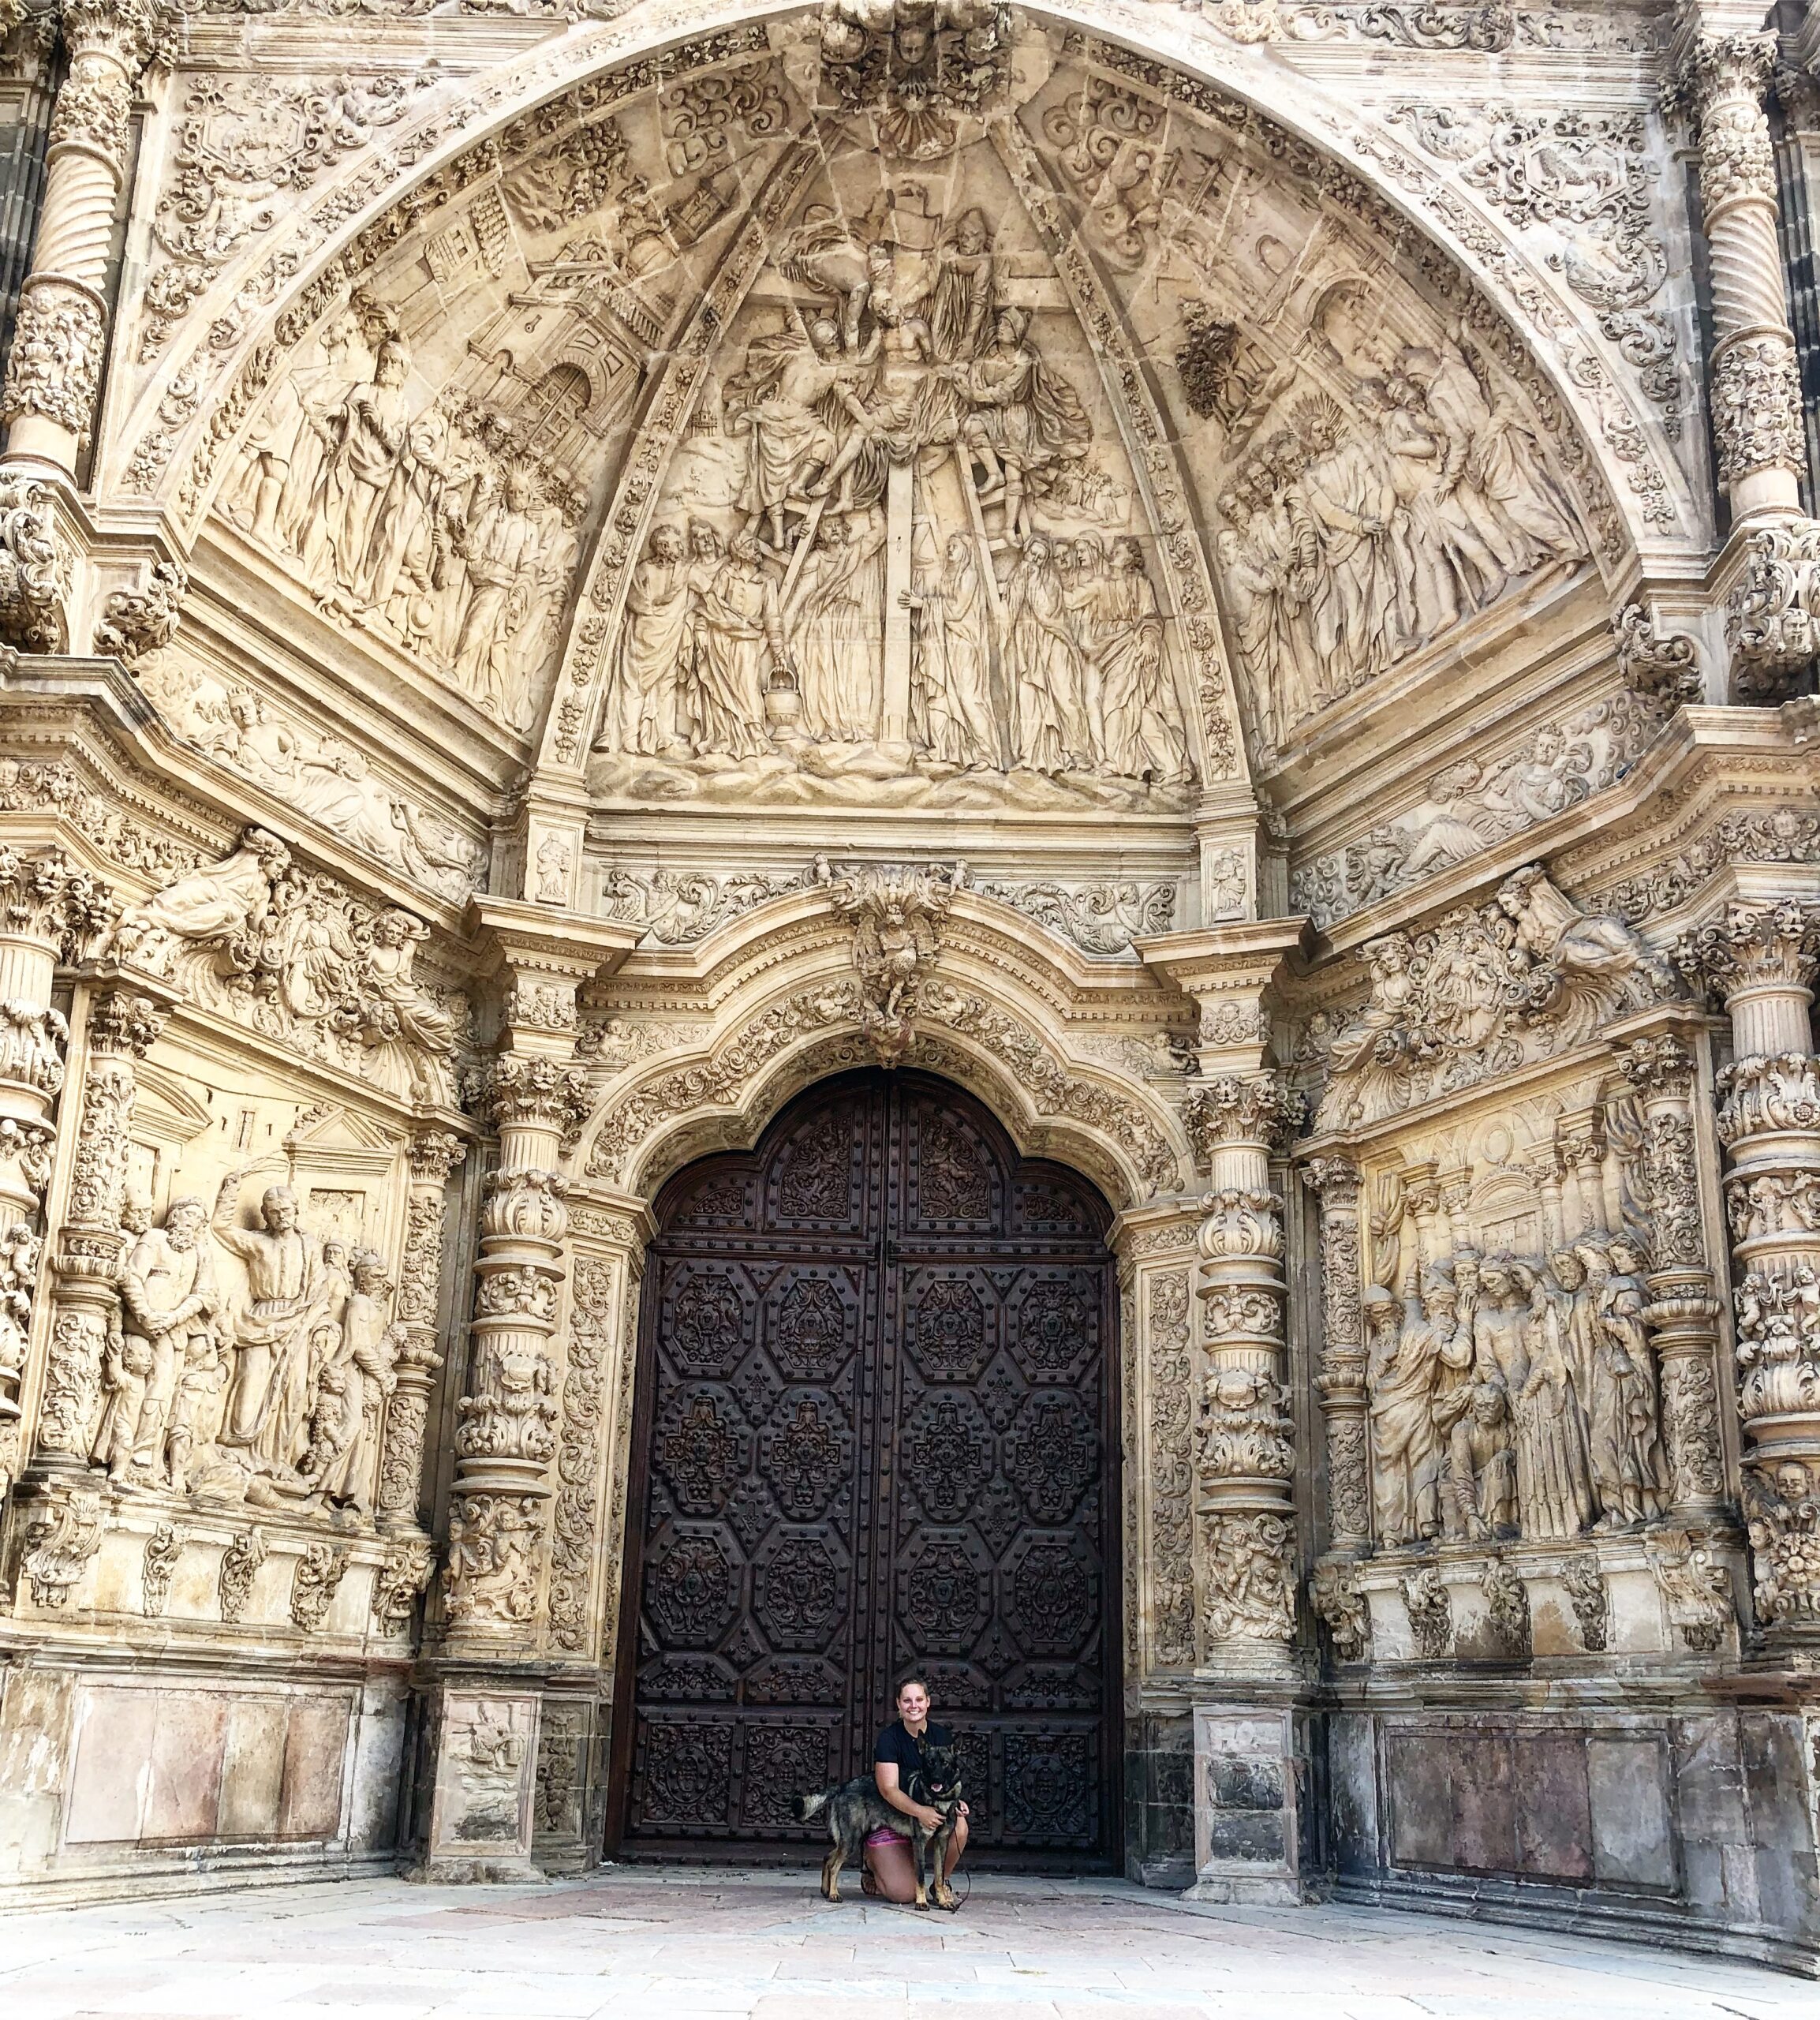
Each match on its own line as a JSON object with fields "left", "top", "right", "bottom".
{"left": 0, "top": 0, "right": 1812, "bottom": 1975}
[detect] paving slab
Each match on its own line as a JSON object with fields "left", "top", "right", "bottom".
{"left": 0, "top": 1866, "right": 1807, "bottom": 2020}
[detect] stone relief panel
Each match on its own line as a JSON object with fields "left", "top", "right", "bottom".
{"left": 115, "top": 19, "right": 1628, "bottom": 814}
{"left": 48, "top": 1093, "right": 453, "bottom": 1539}
{"left": 130, "top": 661, "right": 488, "bottom": 903}
{"left": 1030, "top": 38, "right": 1601, "bottom": 756}
{"left": 202, "top": 53, "right": 784, "bottom": 744}
{"left": 104, "top": 826, "right": 467, "bottom": 1106}
{"left": 1289, "top": 685, "right": 1667, "bottom": 931}
{"left": 586, "top": 122, "right": 1201, "bottom": 812}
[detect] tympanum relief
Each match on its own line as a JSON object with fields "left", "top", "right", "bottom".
{"left": 192, "top": 26, "right": 1605, "bottom": 801}
{"left": 590, "top": 136, "right": 1198, "bottom": 810}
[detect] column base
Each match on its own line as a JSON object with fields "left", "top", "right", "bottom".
{"left": 1187, "top": 1702, "right": 1312, "bottom": 1906}
{"left": 416, "top": 1678, "right": 545, "bottom": 1881}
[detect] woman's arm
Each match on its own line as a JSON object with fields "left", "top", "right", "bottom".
{"left": 874, "top": 1760, "right": 941, "bottom": 1831}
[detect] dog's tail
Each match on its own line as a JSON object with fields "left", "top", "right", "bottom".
{"left": 791, "top": 1788, "right": 831, "bottom": 1824}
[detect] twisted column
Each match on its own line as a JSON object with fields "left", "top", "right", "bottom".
{"left": 1186, "top": 1074, "right": 1299, "bottom": 1675}
{"left": 1304, "top": 1157, "right": 1369, "bottom": 1556}
{"left": 377, "top": 1128, "right": 465, "bottom": 1537}
{"left": 2, "top": 1, "right": 166, "bottom": 472}
{"left": 1679, "top": 28, "right": 1805, "bottom": 518}
{"left": 1677, "top": 902, "right": 1820, "bottom": 1644}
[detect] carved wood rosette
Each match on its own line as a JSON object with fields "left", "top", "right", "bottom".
{"left": 1677, "top": 898, "right": 1820, "bottom": 1645}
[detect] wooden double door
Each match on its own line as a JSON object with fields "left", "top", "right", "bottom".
{"left": 609, "top": 1070, "right": 1119, "bottom": 1865}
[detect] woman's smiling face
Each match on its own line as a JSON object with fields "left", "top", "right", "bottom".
{"left": 897, "top": 1681, "right": 930, "bottom": 1726}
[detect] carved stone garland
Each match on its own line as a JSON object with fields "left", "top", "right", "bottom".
{"left": 1187, "top": 1075, "right": 1299, "bottom": 1670}
{"left": 378, "top": 1130, "right": 465, "bottom": 1536}
{"left": 1613, "top": 1033, "right": 1728, "bottom": 1521}
{"left": 0, "top": 847, "right": 104, "bottom": 1492}
{"left": 1304, "top": 1157, "right": 1370, "bottom": 1555}
{"left": 35, "top": 983, "right": 168, "bottom": 1475}
{"left": 1677, "top": 902, "right": 1820, "bottom": 1642}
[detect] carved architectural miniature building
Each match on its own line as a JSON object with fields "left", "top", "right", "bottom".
{"left": 0, "top": 0, "right": 1815, "bottom": 1974}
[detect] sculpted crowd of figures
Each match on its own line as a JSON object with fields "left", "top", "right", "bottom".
{"left": 88, "top": 1183, "right": 406, "bottom": 1523}
{"left": 107, "top": 825, "right": 458, "bottom": 1106}
{"left": 1366, "top": 1237, "right": 1666, "bottom": 1551}
{"left": 599, "top": 204, "right": 1194, "bottom": 787}
{"left": 226, "top": 294, "right": 585, "bottom": 733}
{"left": 1213, "top": 328, "right": 1585, "bottom": 743}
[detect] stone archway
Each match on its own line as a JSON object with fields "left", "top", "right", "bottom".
{"left": 607, "top": 1066, "right": 1122, "bottom": 1868}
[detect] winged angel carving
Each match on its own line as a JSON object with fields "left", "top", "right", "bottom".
{"left": 823, "top": 860, "right": 956, "bottom": 1064}
{"left": 1314, "top": 865, "right": 1676, "bottom": 1132}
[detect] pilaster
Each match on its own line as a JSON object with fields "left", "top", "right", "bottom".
{"left": 1677, "top": 898, "right": 1820, "bottom": 1647}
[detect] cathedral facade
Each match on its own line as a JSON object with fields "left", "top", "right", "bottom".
{"left": 0, "top": 0, "right": 1815, "bottom": 1973}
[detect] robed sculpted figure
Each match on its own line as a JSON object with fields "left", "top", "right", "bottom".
{"left": 213, "top": 1176, "right": 331, "bottom": 1469}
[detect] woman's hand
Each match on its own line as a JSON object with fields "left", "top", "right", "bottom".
{"left": 915, "top": 1805, "right": 944, "bottom": 1832}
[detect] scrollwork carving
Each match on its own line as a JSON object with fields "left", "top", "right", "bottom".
{"left": 1317, "top": 867, "right": 1674, "bottom": 1131}
{"left": 20, "top": 1486, "right": 103, "bottom": 1607}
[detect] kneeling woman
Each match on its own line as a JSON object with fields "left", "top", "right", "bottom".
{"left": 865, "top": 1674, "right": 970, "bottom": 1902}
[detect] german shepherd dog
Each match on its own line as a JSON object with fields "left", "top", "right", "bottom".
{"left": 791, "top": 1743, "right": 966, "bottom": 1910}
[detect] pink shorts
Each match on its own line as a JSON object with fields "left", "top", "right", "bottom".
{"left": 865, "top": 1827, "right": 901, "bottom": 1848}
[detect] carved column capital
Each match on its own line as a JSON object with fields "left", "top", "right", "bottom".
{"left": 0, "top": 844, "right": 110, "bottom": 956}
{"left": 1725, "top": 520, "right": 1820, "bottom": 699}
{"left": 407, "top": 1128, "right": 467, "bottom": 1186}
{"left": 1301, "top": 1153, "right": 1361, "bottom": 1211}
{"left": 1183, "top": 1072, "right": 1301, "bottom": 1169}
{"left": 1679, "top": 31, "right": 1779, "bottom": 213}
{"left": 1616, "top": 1031, "right": 1699, "bottom": 1102}
{"left": 1676, "top": 899, "right": 1820, "bottom": 1004}
{"left": 84, "top": 986, "right": 166, "bottom": 1061}
{"left": 486, "top": 1053, "right": 592, "bottom": 1143}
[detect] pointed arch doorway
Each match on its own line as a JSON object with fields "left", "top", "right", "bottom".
{"left": 607, "top": 1068, "right": 1121, "bottom": 1868}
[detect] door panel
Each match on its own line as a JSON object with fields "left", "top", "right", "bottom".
{"left": 614, "top": 1070, "right": 1117, "bottom": 1865}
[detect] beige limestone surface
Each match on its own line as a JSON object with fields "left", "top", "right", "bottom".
{"left": 0, "top": 1867, "right": 1811, "bottom": 2020}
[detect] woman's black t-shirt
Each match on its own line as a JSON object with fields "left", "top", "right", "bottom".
{"left": 874, "top": 1718, "right": 953, "bottom": 1794}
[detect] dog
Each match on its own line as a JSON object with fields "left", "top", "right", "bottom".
{"left": 791, "top": 1743, "right": 966, "bottom": 1910}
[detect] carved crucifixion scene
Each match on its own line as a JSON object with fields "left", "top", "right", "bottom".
{"left": 0, "top": 0, "right": 1816, "bottom": 1991}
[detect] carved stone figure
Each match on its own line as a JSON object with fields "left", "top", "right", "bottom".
{"left": 108, "top": 1195, "right": 219, "bottom": 1488}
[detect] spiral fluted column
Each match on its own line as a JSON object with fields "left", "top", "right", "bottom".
{"left": 1, "top": 2, "right": 166, "bottom": 473}
{"left": 1678, "top": 24, "right": 1805, "bottom": 518}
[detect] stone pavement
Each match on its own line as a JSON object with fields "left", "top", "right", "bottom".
{"left": 0, "top": 1867, "right": 1810, "bottom": 2020}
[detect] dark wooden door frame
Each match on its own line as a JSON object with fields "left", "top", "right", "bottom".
{"left": 603, "top": 1067, "right": 1123, "bottom": 1869}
